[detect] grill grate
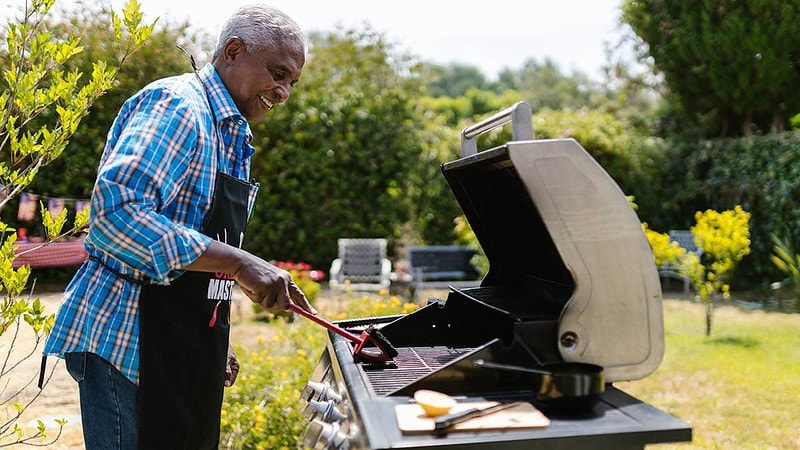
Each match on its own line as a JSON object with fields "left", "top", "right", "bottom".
{"left": 361, "top": 346, "right": 475, "bottom": 396}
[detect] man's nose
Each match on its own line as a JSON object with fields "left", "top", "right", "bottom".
{"left": 274, "top": 83, "right": 291, "bottom": 103}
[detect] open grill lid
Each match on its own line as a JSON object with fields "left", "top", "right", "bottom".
{"left": 441, "top": 102, "right": 664, "bottom": 382}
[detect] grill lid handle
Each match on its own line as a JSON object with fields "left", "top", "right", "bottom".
{"left": 460, "top": 101, "right": 533, "bottom": 157}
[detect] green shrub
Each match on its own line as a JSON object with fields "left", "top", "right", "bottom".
{"left": 221, "top": 321, "right": 321, "bottom": 450}
{"left": 769, "top": 233, "right": 800, "bottom": 311}
{"left": 220, "top": 291, "right": 419, "bottom": 449}
{"left": 663, "top": 132, "right": 800, "bottom": 289}
{"left": 641, "top": 223, "right": 686, "bottom": 267}
{"left": 454, "top": 215, "right": 488, "bottom": 275}
{"left": 644, "top": 206, "right": 752, "bottom": 335}
{"left": 245, "top": 29, "right": 425, "bottom": 269}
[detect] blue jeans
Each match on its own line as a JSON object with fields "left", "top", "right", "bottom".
{"left": 65, "top": 352, "right": 138, "bottom": 450}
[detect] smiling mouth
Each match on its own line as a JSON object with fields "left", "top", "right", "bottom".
{"left": 258, "top": 94, "right": 274, "bottom": 111}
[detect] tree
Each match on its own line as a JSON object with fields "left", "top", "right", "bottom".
{"left": 622, "top": 0, "right": 800, "bottom": 137}
{"left": 684, "top": 206, "right": 751, "bottom": 336}
{"left": 644, "top": 207, "right": 751, "bottom": 336}
{"left": 497, "top": 57, "right": 607, "bottom": 113}
{"left": 0, "top": 0, "right": 153, "bottom": 444}
{"left": 25, "top": 2, "right": 209, "bottom": 201}
{"left": 245, "top": 26, "right": 427, "bottom": 266}
{"left": 419, "top": 62, "right": 491, "bottom": 98}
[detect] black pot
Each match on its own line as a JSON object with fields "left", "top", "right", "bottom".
{"left": 474, "top": 359, "right": 605, "bottom": 413}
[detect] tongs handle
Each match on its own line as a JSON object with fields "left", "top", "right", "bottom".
{"left": 433, "top": 401, "right": 521, "bottom": 433}
{"left": 288, "top": 303, "right": 365, "bottom": 344}
{"left": 460, "top": 101, "right": 533, "bottom": 157}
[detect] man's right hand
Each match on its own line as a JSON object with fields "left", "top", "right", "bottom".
{"left": 185, "top": 240, "right": 317, "bottom": 314}
{"left": 233, "top": 255, "right": 317, "bottom": 314}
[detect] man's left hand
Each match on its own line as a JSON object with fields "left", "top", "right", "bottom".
{"left": 225, "top": 345, "right": 240, "bottom": 387}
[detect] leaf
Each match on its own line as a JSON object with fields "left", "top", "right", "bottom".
{"left": 771, "top": 255, "right": 788, "bottom": 272}
{"left": 40, "top": 201, "right": 69, "bottom": 239}
{"left": 74, "top": 204, "right": 91, "bottom": 230}
{"left": 122, "top": 0, "right": 144, "bottom": 30}
{"left": 110, "top": 10, "right": 123, "bottom": 40}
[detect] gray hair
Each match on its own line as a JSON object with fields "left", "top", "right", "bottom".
{"left": 213, "top": 4, "right": 306, "bottom": 60}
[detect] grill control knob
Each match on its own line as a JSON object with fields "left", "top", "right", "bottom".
{"left": 303, "top": 399, "right": 348, "bottom": 422}
{"left": 302, "top": 381, "right": 343, "bottom": 403}
{"left": 301, "top": 419, "right": 350, "bottom": 450}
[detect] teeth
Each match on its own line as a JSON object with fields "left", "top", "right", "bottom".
{"left": 258, "top": 95, "right": 273, "bottom": 110}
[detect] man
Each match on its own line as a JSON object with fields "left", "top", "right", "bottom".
{"left": 43, "top": 4, "right": 314, "bottom": 449}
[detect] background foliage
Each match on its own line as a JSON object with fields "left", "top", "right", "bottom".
{"left": 4, "top": 0, "right": 800, "bottom": 295}
{"left": 220, "top": 289, "right": 418, "bottom": 449}
{"left": 245, "top": 27, "right": 429, "bottom": 267}
{"left": 622, "top": 0, "right": 800, "bottom": 137}
{"left": 2, "top": 1, "right": 206, "bottom": 238}
{"left": 648, "top": 133, "right": 800, "bottom": 288}
{"left": 0, "top": 0, "right": 153, "bottom": 444}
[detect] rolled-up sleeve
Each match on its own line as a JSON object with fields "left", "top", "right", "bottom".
{"left": 89, "top": 86, "right": 214, "bottom": 284}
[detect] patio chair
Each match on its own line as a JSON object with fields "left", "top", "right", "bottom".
{"left": 658, "top": 230, "right": 703, "bottom": 293}
{"left": 329, "top": 238, "right": 392, "bottom": 292}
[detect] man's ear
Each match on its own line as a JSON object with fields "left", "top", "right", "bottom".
{"left": 222, "top": 37, "right": 246, "bottom": 64}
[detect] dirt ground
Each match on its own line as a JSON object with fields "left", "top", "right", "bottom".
{"left": 1, "top": 285, "right": 280, "bottom": 449}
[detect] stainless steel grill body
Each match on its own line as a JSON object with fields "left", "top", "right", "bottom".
{"left": 299, "top": 102, "right": 690, "bottom": 449}
{"left": 301, "top": 319, "right": 690, "bottom": 450}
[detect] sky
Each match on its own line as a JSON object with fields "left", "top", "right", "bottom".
{"left": 1, "top": 0, "right": 626, "bottom": 80}
{"left": 117, "top": 0, "right": 626, "bottom": 80}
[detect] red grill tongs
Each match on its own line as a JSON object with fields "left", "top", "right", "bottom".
{"left": 288, "top": 304, "right": 398, "bottom": 363}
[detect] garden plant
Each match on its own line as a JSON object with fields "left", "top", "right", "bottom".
{"left": 769, "top": 233, "right": 800, "bottom": 311}
{"left": 644, "top": 206, "right": 751, "bottom": 336}
{"left": 220, "top": 285, "right": 418, "bottom": 449}
{"left": 0, "top": 0, "right": 154, "bottom": 444}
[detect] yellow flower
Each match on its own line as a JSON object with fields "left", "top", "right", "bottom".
{"left": 402, "top": 303, "right": 419, "bottom": 314}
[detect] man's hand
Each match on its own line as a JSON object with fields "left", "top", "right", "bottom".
{"left": 225, "top": 345, "right": 239, "bottom": 387}
{"left": 185, "top": 240, "right": 317, "bottom": 314}
{"left": 234, "top": 255, "right": 317, "bottom": 314}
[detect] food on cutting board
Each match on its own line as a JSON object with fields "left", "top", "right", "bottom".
{"left": 413, "top": 389, "right": 456, "bottom": 417}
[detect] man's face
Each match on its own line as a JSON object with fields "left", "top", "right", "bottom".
{"left": 216, "top": 37, "right": 304, "bottom": 122}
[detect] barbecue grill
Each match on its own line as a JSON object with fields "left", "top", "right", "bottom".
{"left": 299, "top": 102, "right": 692, "bottom": 449}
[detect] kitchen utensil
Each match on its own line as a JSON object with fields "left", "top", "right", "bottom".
{"left": 433, "top": 401, "right": 523, "bottom": 433}
{"left": 289, "top": 303, "right": 398, "bottom": 362}
{"left": 474, "top": 359, "right": 604, "bottom": 412}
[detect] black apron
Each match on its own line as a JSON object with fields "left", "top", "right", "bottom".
{"left": 137, "top": 171, "right": 254, "bottom": 450}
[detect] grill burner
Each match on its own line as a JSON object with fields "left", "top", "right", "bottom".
{"left": 362, "top": 346, "right": 476, "bottom": 396}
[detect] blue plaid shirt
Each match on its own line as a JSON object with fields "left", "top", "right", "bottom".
{"left": 44, "top": 64, "right": 257, "bottom": 384}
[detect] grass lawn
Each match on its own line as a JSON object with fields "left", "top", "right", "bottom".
{"left": 617, "top": 296, "right": 800, "bottom": 449}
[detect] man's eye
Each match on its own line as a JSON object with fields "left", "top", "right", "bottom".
{"left": 269, "top": 69, "right": 286, "bottom": 81}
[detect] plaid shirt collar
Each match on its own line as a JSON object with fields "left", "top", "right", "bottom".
{"left": 198, "top": 64, "right": 255, "bottom": 159}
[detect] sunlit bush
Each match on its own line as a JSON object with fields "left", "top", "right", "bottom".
{"left": 221, "top": 290, "right": 418, "bottom": 449}
{"left": 644, "top": 206, "right": 751, "bottom": 336}
{"left": 642, "top": 222, "right": 687, "bottom": 267}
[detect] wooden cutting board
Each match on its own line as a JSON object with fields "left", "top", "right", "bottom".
{"left": 395, "top": 401, "right": 550, "bottom": 434}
